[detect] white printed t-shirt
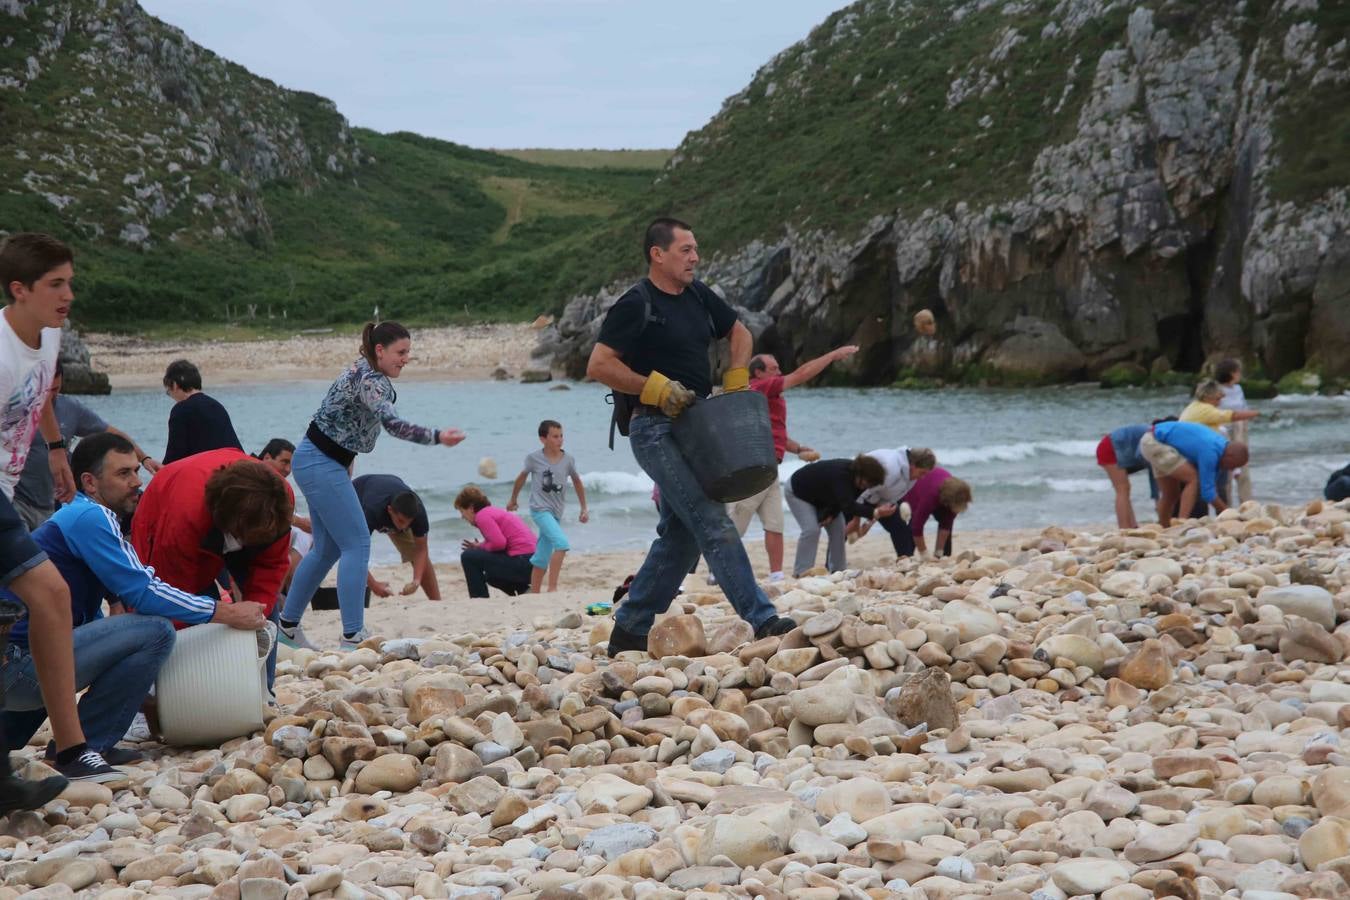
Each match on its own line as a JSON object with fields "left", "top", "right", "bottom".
{"left": 0, "top": 313, "right": 60, "bottom": 499}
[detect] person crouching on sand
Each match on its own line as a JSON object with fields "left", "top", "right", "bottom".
{"left": 455, "top": 486, "right": 537, "bottom": 599}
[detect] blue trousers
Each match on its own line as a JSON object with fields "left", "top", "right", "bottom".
{"left": 281, "top": 438, "right": 371, "bottom": 635}
{"left": 529, "top": 510, "right": 570, "bottom": 570}
{"left": 3, "top": 614, "right": 175, "bottom": 752}
{"left": 617, "top": 413, "right": 778, "bottom": 636}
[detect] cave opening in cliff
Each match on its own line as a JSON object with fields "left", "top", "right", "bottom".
{"left": 1156, "top": 311, "right": 1205, "bottom": 373}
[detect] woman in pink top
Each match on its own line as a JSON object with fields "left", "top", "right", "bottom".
{"left": 898, "top": 467, "right": 973, "bottom": 559}
{"left": 454, "top": 486, "right": 537, "bottom": 598}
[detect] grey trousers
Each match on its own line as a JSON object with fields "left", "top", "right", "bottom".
{"left": 784, "top": 485, "right": 846, "bottom": 577}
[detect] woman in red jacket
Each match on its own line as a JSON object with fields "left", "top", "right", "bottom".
{"left": 130, "top": 448, "right": 293, "bottom": 620}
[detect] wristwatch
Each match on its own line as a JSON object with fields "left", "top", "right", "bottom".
{"left": 46, "top": 438, "right": 66, "bottom": 451}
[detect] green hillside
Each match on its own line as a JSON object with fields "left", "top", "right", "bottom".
{"left": 0, "top": 1, "right": 656, "bottom": 330}
{"left": 1, "top": 126, "right": 654, "bottom": 329}
{"left": 5, "top": 0, "right": 1343, "bottom": 334}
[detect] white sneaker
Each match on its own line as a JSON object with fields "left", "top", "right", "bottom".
{"left": 339, "top": 627, "right": 372, "bottom": 652}
{"left": 277, "top": 622, "right": 319, "bottom": 652}
{"left": 766, "top": 571, "right": 785, "bottom": 583}
{"left": 899, "top": 502, "right": 912, "bottom": 524}
{"left": 122, "top": 712, "right": 152, "bottom": 744}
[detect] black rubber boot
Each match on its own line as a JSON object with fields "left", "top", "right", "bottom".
{"left": 605, "top": 622, "right": 648, "bottom": 657}
{"left": 754, "top": 615, "right": 797, "bottom": 640}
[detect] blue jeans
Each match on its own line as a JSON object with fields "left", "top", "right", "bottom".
{"left": 529, "top": 510, "right": 570, "bottom": 570}
{"left": 281, "top": 439, "right": 370, "bottom": 636}
{"left": 2, "top": 614, "right": 175, "bottom": 752}
{"left": 618, "top": 413, "right": 778, "bottom": 635}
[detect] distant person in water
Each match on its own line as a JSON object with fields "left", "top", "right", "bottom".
{"left": 276, "top": 322, "right": 465, "bottom": 652}
{"left": 1140, "top": 420, "right": 1248, "bottom": 527}
{"left": 725, "top": 346, "right": 857, "bottom": 583}
{"left": 1216, "top": 358, "right": 1254, "bottom": 502}
{"left": 1096, "top": 423, "right": 1160, "bottom": 529}
{"left": 507, "top": 419, "right": 588, "bottom": 593}
{"left": 161, "top": 359, "right": 243, "bottom": 465}
{"left": 455, "top": 486, "right": 536, "bottom": 598}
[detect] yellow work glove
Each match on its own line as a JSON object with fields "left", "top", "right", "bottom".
{"left": 640, "top": 371, "right": 696, "bottom": 418}
{"left": 722, "top": 366, "right": 750, "bottom": 393}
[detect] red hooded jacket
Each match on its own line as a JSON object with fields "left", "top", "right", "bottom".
{"left": 131, "top": 448, "right": 292, "bottom": 619}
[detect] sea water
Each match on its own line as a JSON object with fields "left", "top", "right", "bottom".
{"left": 79, "top": 380, "right": 1349, "bottom": 564}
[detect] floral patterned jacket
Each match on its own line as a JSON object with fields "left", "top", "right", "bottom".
{"left": 310, "top": 357, "right": 436, "bottom": 453}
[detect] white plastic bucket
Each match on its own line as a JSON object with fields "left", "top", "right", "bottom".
{"left": 156, "top": 622, "right": 273, "bottom": 746}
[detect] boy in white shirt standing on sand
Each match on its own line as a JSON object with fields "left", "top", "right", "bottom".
{"left": 508, "top": 419, "right": 588, "bottom": 592}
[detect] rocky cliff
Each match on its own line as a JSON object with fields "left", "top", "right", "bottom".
{"left": 535, "top": 0, "right": 1350, "bottom": 387}
{"left": 0, "top": 0, "right": 363, "bottom": 249}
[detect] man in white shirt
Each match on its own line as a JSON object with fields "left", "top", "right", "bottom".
{"left": 0, "top": 232, "right": 119, "bottom": 805}
{"left": 854, "top": 446, "right": 936, "bottom": 551}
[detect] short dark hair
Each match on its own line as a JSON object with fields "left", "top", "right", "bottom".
{"left": 257, "top": 438, "right": 295, "bottom": 460}
{"left": 0, "top": 233, "right": 73, "bottom": 301}
{"left": 454, "top": 485, "right": 490, "bottom": 512}
{"left": 71, "top": 432, "right": 135, "bottom": 485}
{"left": 538, "top": 419, "right": 562, "bottom": 438}
{"left": 643, "top": 217, "right": 693, "bottom": 265}
{"left": 1215, "top": 358, "right": 1242, "bottom": 385}
{"left": 205, "top": 460, "right": 293, "bottom": 545}
{"left": 850, "top": 453, "right": 886, "bottom": 486}
{"left": 163, "top": 359, "right": 202, "bottom": 392}
{"left": 389, "top": 490, "right": 422, "bottom": 521}
{"left": 748, "top": 355, "right": 769, "bottom": 378}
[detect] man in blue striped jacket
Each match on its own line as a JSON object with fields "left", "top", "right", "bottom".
{"left": 1, "top": 432, "right": 266, "bottom": 763}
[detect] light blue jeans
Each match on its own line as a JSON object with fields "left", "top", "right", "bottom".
{"left": 281, "top": 438, "right": 370, "bottom": 636}
{"left": 618, "top": 412, "right": 779, "bottom": 636}
{"left": 3, "top": 614, "right": 176, "bottom": 752}
{"left": 529, "top": 510, "right": 570, "bottom": 570}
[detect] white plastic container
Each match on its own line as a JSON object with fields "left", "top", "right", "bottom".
{"left": 156, "top": 623, "right": 273, "bottom": 746}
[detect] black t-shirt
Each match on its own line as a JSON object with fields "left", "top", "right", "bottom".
{"left": 595, "top": 278, "right": 738, "bottom": 397}
{"left": 790, "top": 459, "right": 876, "bottom": 523}
{"left": 163, "top": 393, "right": 243, "bottom": 465}
{"left": 353, "top": 474, "right": 429, "bottom": 536}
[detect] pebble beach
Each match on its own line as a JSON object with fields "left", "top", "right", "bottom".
{"left": 4, "top": 499, "right": 1349, "bottom": 900}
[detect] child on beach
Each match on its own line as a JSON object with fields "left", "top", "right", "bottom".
{"left": 507, "top": 419, "right": 588, "bottom": 593}
{"left": 1215, "top": 358, "right": 1254, "bottom": 502}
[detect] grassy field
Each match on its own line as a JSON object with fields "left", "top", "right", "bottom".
{"left": 493, "top": 149, "right": 671, "bottom": 170}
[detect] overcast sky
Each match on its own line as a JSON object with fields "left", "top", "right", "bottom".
{"left": 140, "top": 1, "right": 845, "bottom": 149}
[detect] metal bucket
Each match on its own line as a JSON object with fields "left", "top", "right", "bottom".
{"left": 672, "top": 390, "right": 778, "bottom": 503}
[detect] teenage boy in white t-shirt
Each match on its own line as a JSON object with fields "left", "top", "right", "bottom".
{"left": 0, "top": 233, "right": 120, "bottom": 806}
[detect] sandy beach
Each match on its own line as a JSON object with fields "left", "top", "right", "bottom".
{"left": 83, "top": 323, "right": 540, "bottom": 389}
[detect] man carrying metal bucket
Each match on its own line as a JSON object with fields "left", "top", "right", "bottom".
{"left": 588, "top": 218, "right": 797, "bottom": 656}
